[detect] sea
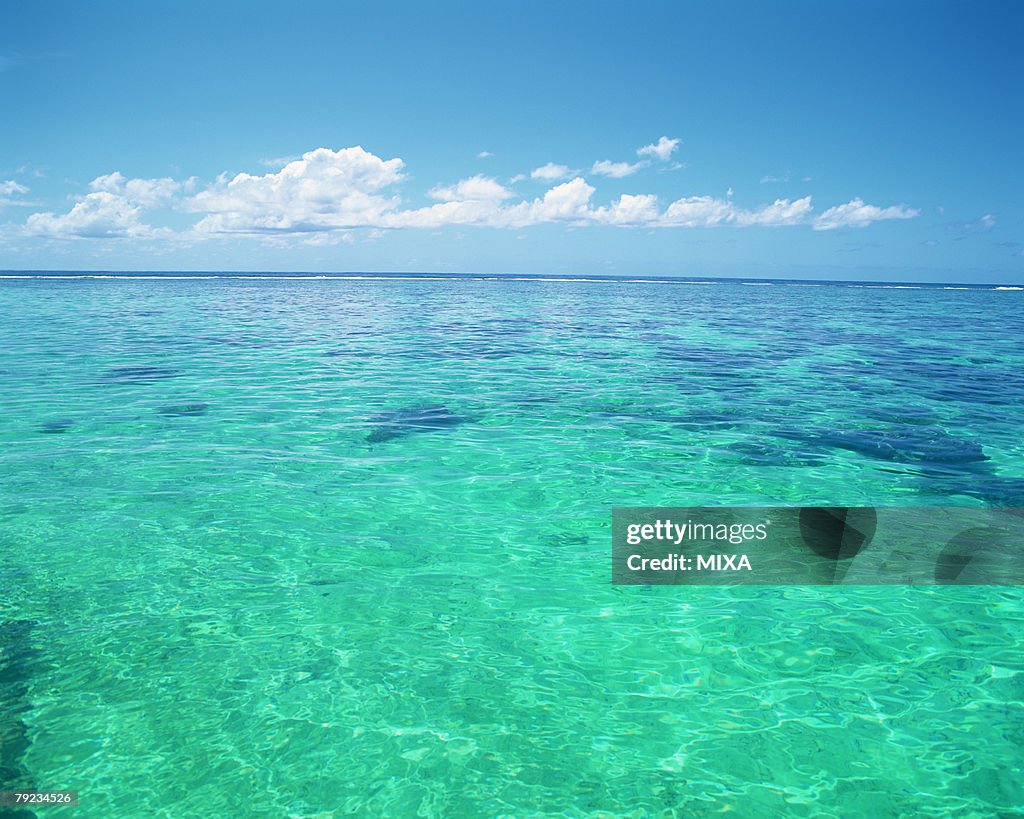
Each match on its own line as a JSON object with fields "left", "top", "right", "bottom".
{"left": 1, "top": 272, "right": 1022, "bottom": 817}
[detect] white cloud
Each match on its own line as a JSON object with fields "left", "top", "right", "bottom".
{"left": 661, "top": 195, "right": 737, "bottom": 227}
{"left": 637, "top": 136, "right": 680, "bottom": 162}
{"left": 812, "top": 198, "right": 919, "bottom": 230}
{"left": 299, "top": 231, "right": 357, "bottom": 247}
{"left": 390, "top": 175, "right": 517, "bottom": 228}
{"left": 660, "top": 195, "right": 813, "bottom": 228}
{"left": 509, "top": 178, "right": 595, "bottom": 225}
{"left": 760, "top": 174, "right": 790, "bottom": 184}
{"left": 400, "top": 184, "right": 816, "bottom": 231}
{"left": 259, "top": 155, "right": 301, "bottom": 169}
{"left": 476, "top": 151, "right": 493, "bottom": 159}
{"left": 395, "top": 177, "right": 595, "bottom": 229}
{"left": 591, "top": 159, "right": 648, "bottom": 178}
{"left": 1, "top": 180, "right": 29, "bottom": 196}
{"left": 0, "top": 179, "right": 31, "bottom": 207}
{"left": 736, "top": 196, "right": 814, "bottom": 226}
{"left": 89, "top": 171, "right": 187, "bottom": 206}
{"left": 383, "top": 201, "right": 485, "bottom": 229}
{"left": 948, "top": 212, "right": 1000, "bottom": 234}
{"left": 23, "top": 171, "right": 188, "bottom": 238}
{"left": 593, "top": 194, "right": 661, "bottom": 226}
{"left": 428, "top": 175, "right": 513, "bottom": 202}
{"left": 530, "top": 162, "right": 572, "bottom": 181}
{"left": 16, "top": 144, "right": 920, "bottom": 240}
{"left": 189, "top": 146, "right": 405, "bottom": 234}
{"left": 26, "top": 191, "right": 149, "bottom": 238}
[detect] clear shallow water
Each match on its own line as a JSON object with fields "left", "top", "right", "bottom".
{"left": 1, "top": 276, "right": 1022, "bottom": 817}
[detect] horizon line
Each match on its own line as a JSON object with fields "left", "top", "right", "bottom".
{"left": 1, "top": 269, "right": 1022, "bottom": 289}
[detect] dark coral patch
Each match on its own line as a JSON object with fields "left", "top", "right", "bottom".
{"left": 38, "top": 419, "right": 74, "bottom": 434}
{"left": 775, "top": 425, "right": 988, "bottom": 466}
{"left": 366, "top": 404, "right": 475, "bottom": 443}
{"left": 158, "top": 403, "right": 209, "bottom": 417}
{"left": 103, "top": 366, "right": 181, "bottom": 383}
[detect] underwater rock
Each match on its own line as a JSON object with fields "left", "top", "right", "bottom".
{"left": 543, "top": 533, "right": 590, "bottom": 548}
{"left": 776, "top": 425, "right": 988, "bottom": 466}
{"left": 673, "top": 409, "right": 749, "bottom": 429}
{"left": 103, "top": 366, "right": 181, "bottom": 383}
{"left": 935, "top": 476, "right": 1024, "bottom": 507}
{"left": 927, "top": 383, "right": 1016, "bottom": 406}
{"left": 824, "top": 429, "right": 987, "bottom": 465}
{"left": 410, "top": 344, "right": 517, "bottom": 361}
{"left": 365, "top": 404, "right": 475, "bottom": 444}
{"left": 725, "top": 440, "right": 825, "bottom": 468}
{"left": 598, "top": 406, "right": 754, "bottom": 433}
{"left": 560, "top": 349, "right": 622, "bottom": 360}
{"left": 158, "top": 403, "right": 209, "bottom": 417}
{"left": 864, "top": 405, "right": 941, "bottom": 426}
{"left": 510, "top": 392, "right": 560, "bottom": 407}
{"left": 38, "top": 419, "right": 74, "bottom": 434}
{"left": 0, "top": 619, "right": 38, "bottom": 792}
{"left": 659, "top": 345, "right": 765, "bottom": 370}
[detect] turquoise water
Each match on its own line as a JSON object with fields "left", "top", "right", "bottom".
{"left": 1, "top": 275, "right": 1023, "bottom": 817}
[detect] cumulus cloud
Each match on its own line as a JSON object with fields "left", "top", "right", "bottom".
{"left": 591, "top": 159, "right": 648, "bottom": 178}
{"left": 399, "top": 184, "right": 822, "bottom": 231}
{"left": 661, "top": 196, "right": 736, "bottom": 227}
{"left": 428, "top": 175, "right": 513, "bottom": 202}
{"left": 189, "top": 146, "right": 405, "bottom": 234}
{"left": 89, "top": 171, "right": 187, "bottom": 206}
{"left": 17, "top": 144, "right": 920, "bottom": 240}
{"left": 395, "top": 178, "right": 595, "bottom": 229}
{"left": 589, "top": 137, "right": 678, "bottom": 179}
{"left": 476, "top": 151, "right": 493, "bottom": 159}
{"left": 659, "top": 196, "right": 814, "bottom": 228}
{"left": 593, "top": 194, "right": 661, "bottom": 226}
{"left": 398, "top": 176, "right": 516, "bottom": 227}
{"left": 508, "top": 178, "right": 595, "bottom": 225}
{"left": 26, "top": 191, "right": 149, "bottom": 238}
{"left": 737, "top": 196, "right": 814, "bottom": 226}
{"left": 637, "top": 136, "right": 680, "bottom": 162}
{"left": 812, "top": 198, "right": 919, "bottom": 230}
{"left": 530, "top": 162, "right": 572, "bottom": 181}
{"left": 259, "top": 155, "right": 301, "bottom": 169}
{"left": 23, "top": 171, "right": 188, "bottom": 238}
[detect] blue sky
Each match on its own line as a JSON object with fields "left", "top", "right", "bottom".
{"left": 2, "top": 0, "right": 1021, "bottom": 281}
